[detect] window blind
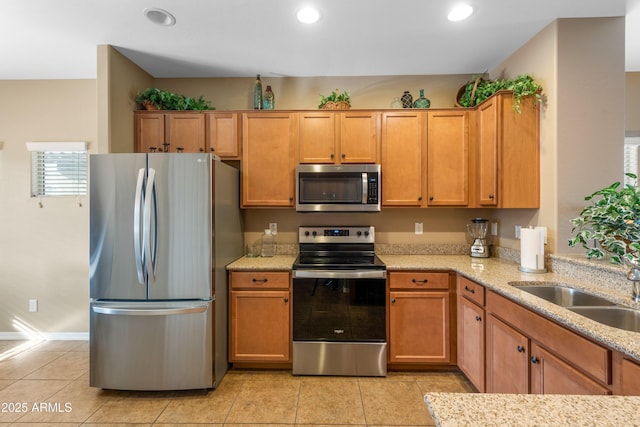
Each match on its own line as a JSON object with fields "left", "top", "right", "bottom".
{"left": 26, "top": 142, "right": 87, "bottom": 197}
{"left": 624, "top": 137, "right": 640, "bottom": 187}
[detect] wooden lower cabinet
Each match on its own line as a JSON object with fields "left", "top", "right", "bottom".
{"left": 486, "top": 314, "right": 530, "bottom": 393}
{"left": 613, "top": 353, "right": 640, "bottom": 395}
{"left": 229, "top": 271, "right": 291, "bottom": 362}
{"left": 530, "top": 343, "right": 610, "bottom": 395}
{"left": 457, "top": 295, "right": 485, "bottom": 391}
{"left": 388, "top": 271, "right": 454, "bottom": 365}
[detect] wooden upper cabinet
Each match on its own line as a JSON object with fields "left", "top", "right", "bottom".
{"left": 134, "top": 112, "right": 205, "bottom": 153}
{"left": 167, "top": 113, "right": 205, "bottom": 153}
{"left": 381, "top": 111, "right": 426, "bottom": 207}
{"left": 338, "top": 112, "right": 380, "bottom": 163}
{"left": 135, "top": 113, "right": 165, "bottom": 153}
{"left": 241, "top": 112, "right": 297, "bottom": 207}
{"left": 206, "top": 112, "right": 240, "bottom": 158}
{"left": 475, "top": 92, "right": 540, "bottom": 208}
{"left": 476, "top": 97, "right": 498, "bottom": 206}
{"left": 298, "top": 111, "right": 379, "bottom": 164}
{"left": 427, "top": 110, "right": 469, "bottom": 206}
{"left": 298, "top": 112, "right": 337, "bottom": 163}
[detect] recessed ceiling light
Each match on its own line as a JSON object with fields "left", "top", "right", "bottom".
{"left": 144, "top": 8, "right": 176, "bottom": 26}
{"left": 297, "top": 7, "right": 321, "bottom": 24}
{"left": 448, "top": 4, "right": 474, "bottom": 22}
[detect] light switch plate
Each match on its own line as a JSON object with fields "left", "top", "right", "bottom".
{"left": 29, "top": 299, "right": 38, "bottom": 313}
{"left": 415, "top": 222, "right": 423, "bottom": 235}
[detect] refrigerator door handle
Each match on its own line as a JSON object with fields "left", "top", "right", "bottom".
{"left": 143, "top": 168, "right": 159, "bottom": 283}
{"left": 92, "top": 305, "right": 208, "bottom": 316}
{"left": 133, "top": 168, "right": 146, "bottom": 285}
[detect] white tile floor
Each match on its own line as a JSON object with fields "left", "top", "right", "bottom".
{"left": 0, "top": 340, "right": 474, "bottom": 426}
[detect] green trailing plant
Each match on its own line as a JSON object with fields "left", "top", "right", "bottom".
{"left": 568, "top": 173, "right": 640, "bottom": 266}
{"left": 458, "top": 74, "right": 542, "bottom": 113}
{"left": 318, "top": 89, "right": 351, "bottom": 109}
{"left": 135, "top": 88, "right": 214, "bottom": 111}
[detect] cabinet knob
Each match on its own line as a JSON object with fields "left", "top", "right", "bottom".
{"left": 531, "top": 356, "right": 540, "bottom": 364}
{"left": 418, "top": 196, "right": 423, "bottom": 201}
{"left": 199, "top": 148, "right": 204, "bottom": 152}
{"left": 210, "top": 147, "right": 215, "bottom": 152}
{"left": 176, "top": 147, "right": 184, "bottom": 153}
{"left": 517, "top": 345, "right": 525, "bottom": 353}
{"left": 429, "top": 196, "right": 434, "bottom": 201}
{"left": 488, "top": 194, "right": 494, "bottom": 200}
{"left": 149, "top": 146, "right": 157, "bottom": 152}
{"left": 289, "top": 197, "right": 294, "bottom": 202}
{"left": 475, "top": 315, "right": 482, "bottom": 322}
{"left": 284, "top": 297, "right": 289, "bottom": 303}
{"left": 391, "top": 298, "right": 396, "bottom": 304}
{"left": 330, "top": 153, "right": 335, "bottom": 159}
{"left": 341, "top": 153, "right": 346, "bottom": 159}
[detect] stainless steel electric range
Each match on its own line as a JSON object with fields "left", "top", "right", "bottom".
{"left": 292, "top": 226, "right": 387, "bottom": 376}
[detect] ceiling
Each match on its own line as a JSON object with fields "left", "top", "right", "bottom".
{"left": 1, "top": 0, "right": 639, "bottom": 80}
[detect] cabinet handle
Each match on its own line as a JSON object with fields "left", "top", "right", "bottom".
{"left": 391, "top": 298, "right": 396, "bottom": 304}
{"left": 252, "top": 278, "right": 268, "bottom": 283}
{"left": 162, "top": 142, "right": 170, "bottom": 151}
{"left": 284, "top": 297, "right": 289, "bottom": 303}
{"left": 531, "top": 356, "right": 540, "bottom": 364}
{"left": 330, "top": 153, "right": 335, "bottom": 159}
{"left": 210, "top": 147, "right": 215, "bottom": 152}
{"left": 289, "top": 197, "right": 294, "bottom": 202}
{"left": 412, "top": 278, "right": 429, "bottom": 284}
{"left": 475, "top": 315, "right": 482, "bottom": 322}
{"left": 517, "top": 345, "right": 525, "bottom": 353}
{"left": 199, "top": 148, "right": 204, "bottom": 152}
{"left": 464, "top": 285, "right": 476, "bottom": 294}
{"left": 149, "top": 146, "right": 158, "bottom": 153}
{"left": 176, "top": 147, "right": 184, "bottom": 153}
{"left": 488, "top": 194, "right": 494, "bottom": 200}
{"left": 341, "top": 153, "right": 346, "bottom": 159}
{"left": 418, "top": 196, "right": 422, "bottom": 201}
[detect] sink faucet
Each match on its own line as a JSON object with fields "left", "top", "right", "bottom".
{"left": 627, "top": 267, "right": 640, "bottom": 302}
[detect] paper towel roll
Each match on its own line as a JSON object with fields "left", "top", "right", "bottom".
{"left": 519, "top": 227, "right": 546, "bottom": 273}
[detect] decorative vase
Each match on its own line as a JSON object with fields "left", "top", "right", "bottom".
{"left": 254, "top": 74, "right": 263, "bottom": 110}
{"left": 390, "top": 97, "right": 403, "bottom": 109}
{"left": 263, "top": 85, "right": 275, "bottom": 110}
{"left": 413, "top": 89, "right": 431, "bottom": 108}
{"left": 401, "top": 91, "right": 413, "bottom": 108}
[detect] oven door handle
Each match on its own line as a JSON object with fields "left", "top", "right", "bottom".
{"left": 292, "top": 270, "right": 387, "bottom": 279}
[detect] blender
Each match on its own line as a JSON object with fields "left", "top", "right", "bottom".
{"left": 467, "top": 218, "right": 490, "bottom": 258}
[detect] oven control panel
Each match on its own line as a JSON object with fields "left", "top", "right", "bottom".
{"left": 298, "top": 226, "right": 375, "bottom": 244}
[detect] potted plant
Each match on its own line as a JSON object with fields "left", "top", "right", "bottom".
{"left": 318, "top": 89, "right": 351, "bottom": 110}
{"left": 456, "top": 74, "right": 542, "bottom": 113}
{"left": 135, "top": 88, "right": 214, "bottom": 111}
{"left": 568, "top": 173, "right": 640, "bottom": 266}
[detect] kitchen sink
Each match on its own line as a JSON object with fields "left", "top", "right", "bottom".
{"left": 510, "top": 283, "right": 616, "bottom": 307}
{"left": 567, "top": 307, "right": 640, "bottom": 333}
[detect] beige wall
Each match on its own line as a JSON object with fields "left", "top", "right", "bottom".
{"left": 627, "top": 72, "right": 640, "bottom": 132}
{"left": 0, "top": 80, "right": 97, "bottom": 336}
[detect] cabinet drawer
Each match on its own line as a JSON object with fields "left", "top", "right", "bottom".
{"left": 230, "top": 271, "right": 291, "bottom": 290}
{"left": 458, "top": 276, "right": 485, "bottom": 306}
{"left": 389, "top": 271, "right": 450, "bottom": 290}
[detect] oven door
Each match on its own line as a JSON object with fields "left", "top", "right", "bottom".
{"left": 292, "top": 270, "right": 387, "bottom": 376}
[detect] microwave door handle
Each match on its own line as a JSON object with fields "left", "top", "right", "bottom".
{"left": 362, "top": 172, "right": 367, "bottom": 204}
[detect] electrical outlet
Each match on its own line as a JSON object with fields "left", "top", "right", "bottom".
{"left": 515, "top": 225, "right": 522, "bottom": 239}
{"left": 29, "top": 299, "right": 38, "bottom": 313}
{"left": 415, "top": 222, "right": 423, "bottom": 235}
{"left": 269, "top": 223, "right": 277, "bottom": 235}
{"left": 491, "top": 222, "right": 498, "bottom": 236}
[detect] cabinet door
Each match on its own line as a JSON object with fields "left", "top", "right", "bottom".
{"left": 167, "top": 113, "right": 205, "bottom": 153}
{"left": 618, "top": 357, "right": 640, "bottom": 395}
{"left": 206, "top": 112, "right": 239, "bottom": 158}
{"left": 389, "top": 291, "right": 451, "bottom": 364}
{"left": 338, "top": 112, "right": 379, "bottom": 163}
{"left": 486, "top": 314, "right": 529, "bottom": 393}
{"left": 229, "top": 290, "right": 290, "bottom": 362}
{"left": 530, "top": 343, "right": 611, "bottom": 395}
{"left": 135, "top": 113, "right": 165, "bottom": 153}
{"left": 298, "top": 112, "right": 337, "bottom": 163}
{"left": 458, "top": 297, "right": 485, "bottom": 392}
{"left": 476, "top": 97, "right": 498, "bottom": 206}
{"left": 241, "top": 112, "right": 297, "bottom": 207}
{"left": 427, "top": 111, "right": 469, "bottom": 206}
{"left": 381, "top": 112, "right": 425, "bottom": 206}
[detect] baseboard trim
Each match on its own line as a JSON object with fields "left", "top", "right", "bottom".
{"left": 0, "top": 332, "right": 89, "bottom": 340}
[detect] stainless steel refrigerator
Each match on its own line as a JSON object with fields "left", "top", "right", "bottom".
{"left": 89, "top": 153, "right": 242, "bottom": 391}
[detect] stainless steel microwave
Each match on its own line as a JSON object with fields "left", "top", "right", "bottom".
{"left": 296, "top": 164, "right": 381, "bottom": 212}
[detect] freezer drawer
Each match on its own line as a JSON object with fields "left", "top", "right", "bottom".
{"left": 90, "top": 300, "right": 213, "bottom": 390}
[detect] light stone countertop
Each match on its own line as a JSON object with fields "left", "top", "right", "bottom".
{"left": 227, "top": 254, "right": 297, "bottom": 271}
{"left": 424, "top": 392, "right": 640, "bottom": 427}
